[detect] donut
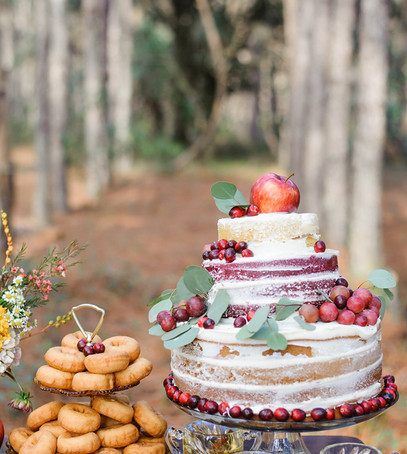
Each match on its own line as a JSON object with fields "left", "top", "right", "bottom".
{"left": 97, "top": 423, "right": 139, "bottom": 448}
{"left": 9, "top": 427, "right": 34, "bottom": 452}
{"left": 45, "top": 346, "right": 86, "bottom": 373}
{"left": 100, "top": 415, "right": 122, "bottom": 428}
{"left": 57, "top": 432, "right": 101, "bottom": 454}
{"left": 58, "top": 403, "right": 101, "bottom": 434}
{"left": 84, "top": 351, "right": 129, "bottom": 374}
{"left": 20, "top": 430, "right": 57, "bottom": 454}
{"left": 61, "top": 331, "right": 102, "bottom": 350}
{"left": 93, "top": 448, "right": 123, "bottom": 454}
{"left": 92, "top": 396, "right": 134, "bottom": 424}
{"left": 123, "top": 443, "right": 165, "bottom": 454}
{"left": 132, "top": 401, "right": 167, "bottom": 438}
{"left": 138, "top": 432, "right": 166, "bottom": 446}
{"left": 39, "top": 420, "right": 68, "bottom": 438}
{"left": 27, "top": 400, "right": 64, "bottom": 431}
{"left": 36, "top": 365, "right": 74, "bottom": 390}
{"left": 104, "top": 336, "right": 140, "bottom": 362}
{"left": 71, "top": 371, "right": 114, "bottom": 392}
{"left": 114, "top": 358, "right": 152, "bottom": 387}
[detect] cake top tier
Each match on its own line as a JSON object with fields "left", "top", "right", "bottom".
{"left": 218, "top": 212, "right": 319, "bottom": 243}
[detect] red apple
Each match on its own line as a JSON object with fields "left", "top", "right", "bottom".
{"left": 250, "top": 173, "right": 300, "bottom": 213}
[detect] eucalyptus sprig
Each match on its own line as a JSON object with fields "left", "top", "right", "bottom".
{"left": 211, "top": 181, "right": 248, "bottom": 214}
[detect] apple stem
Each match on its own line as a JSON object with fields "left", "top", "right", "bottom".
{"left": 284, "top": 173, "right": 295, "bottom": 183}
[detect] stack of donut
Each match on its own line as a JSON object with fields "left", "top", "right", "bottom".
{"left": 35, "top": 332, "right": 152, "bottom": 392}
{"left": 9, "top": 398, "right": 168, "bottom": 454}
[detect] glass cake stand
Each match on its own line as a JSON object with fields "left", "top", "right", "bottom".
{"left": 167, "top": 395, "right": 398, "bottom": 454}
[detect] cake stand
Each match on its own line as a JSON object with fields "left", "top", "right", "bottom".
{"left": 166, "top": 395, "right": 398, "bottom": 454}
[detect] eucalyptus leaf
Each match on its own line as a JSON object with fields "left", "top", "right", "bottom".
{"left": 207, "top": 289, "right": 230, "bottom": 324}
{"left": 211, "top": 182, "right": 240, "bottom": 200}
{"left": 267, "top": 318, "right": 279, "bottom": 332}
{"left": 275, "top": 298, "right": 301, "bottom": 321}
{"left": 175, "top": 276, "right": 196, "bottom": 301}
{"left": 368, "top": 269, "right": 396, "bottom": 289}
{"left": 250, "top": 325, "right": 270, "bottom": 340}
{"left": 378, "top": 295, "right": 386, "bottom": 319}
{"left": 148, "top": 298, "right": 173, "bottom": 323}
{"left": 294, "top": 315, "right": 317, "bottom": 331}
{"left": 235, "top": 324, "right": 255, "bottom": 340}
{"left": 163, "top": 327, "right": 199, "bottom": 350}
{"left": 213, "top": 198, "right": 241, "bottom": 214}
{"left": 148, "top": 289, "right": 174, "bottom": 307}
{"left": 267, "top": 331, "right": 288, "bottom": 351}
{"left": 383, "top": 288, "right": 394, "bottom": 301}
{"left": 149, "top": 323, "right": 166, "bottom": 336}
{"left": 247, "top": 305, "right": 270, "bottom": 332}
{"left": 161, "top": 324, "right": 191, "bottom": 341}
{"left": 183, "top": 266, "right": 214, "bottom": 294}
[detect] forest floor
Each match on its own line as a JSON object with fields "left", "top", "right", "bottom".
{"left": 1, "top": 147, "right": 407, "bottom": 453}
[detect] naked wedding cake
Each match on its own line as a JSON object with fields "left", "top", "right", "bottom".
{"left": 151, "top": 173, "right": 397, "bottom": 421}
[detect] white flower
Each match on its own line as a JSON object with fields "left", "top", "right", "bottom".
{"left": 13, "top": 276, "right": 24, "bottom": 286}
{"left": 0, "top": 330, "right": 20, "bottom": 373}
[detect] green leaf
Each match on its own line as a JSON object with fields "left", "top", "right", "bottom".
{"left": 148, "top": 289, "right": 174, "bottom": 307}
{"left": 368, "top": 269, "right": 396, "bottom": 289}
{"left": 378, "top": 296, "right": 386, "bottom": 319}
{"left": 175, "top": 276, "right": 196, "bottom": 302}
{"left": 163, "top": 327, "right": 199, "bottom": 350}
{"left": 247, "top": 305, "right": 270, "bottom": 332}
{"left": 275, "top": 298, "right": 301, "bottom": 321}
{"left": 267, "top": 331, "right": 288, "bottom": 351}
{"left": 207, "top": 289, "right": 230, "bottom": 324}
{"left": 383, "top": 288, "right": 394, "bottom": 301}
{"left": 213, "top": 198, "right": 241, "bottom": 214}
{"left": 250, "top": 325, "right": 270, "bottom": 340}
{"left": 294, "top": 315, "right": 317, "bottom": 331}
{"left": 161, "top": 324, "right": 191, "bottom": 341}
{"left": 236, "top": 324, "right": 255, "bottom": 340}
{"left": 148, "top": 298, "right": 172, "bottom": 323}
{"left": 149, "top": 324, "right": 166, "bottom": 336}
{"left": 267, "top": 318, "right": 279, "bottom": 331}
{"left": 183, "top": 266, "right": 214, "bottom": 295}
{"left": 211, "top": 182, "right": 239, "bottom": 200}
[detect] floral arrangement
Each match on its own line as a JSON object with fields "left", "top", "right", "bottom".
{"left": 0, "top": 211, "right": 84, "bottom": 412}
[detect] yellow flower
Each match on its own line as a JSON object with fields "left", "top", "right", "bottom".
{"left": 0, "top": 306, "right": 11, "bottom": 351}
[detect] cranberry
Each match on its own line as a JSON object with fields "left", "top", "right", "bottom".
{"left": 229, "top": 406, "right": 242, "bottom": 418}
{"left": 354, "top": 313, "right": 368, "bottom": 326}
{"left": 274, "top": 408, "right": 289, "bottom": 421}
{"left": 259, "top": 408, "right": 273, "bottom": 421}
{"left": 299, "top": 304, "right": 319, "bottom": 323}
{"left": 319, "top": 302, "right": 338, "bottom": 322}
{"left": 383, "top": 388, "right": 397, "bottom": 400}
{"left": 218, "top": 402, "right": 230, "bottom": 416}
{"left": 291, "top": 409, "right": 306, "bottom": 422}
{"left": 173, "top": 308, "right": 190, "bottom": 322}
{"left": 197, "top": 399, "right": 208, "bottom": 412}
{"left": 310, "top": 408, "right": 327, "bottom": 421}
{"left": 334, "top": 294, "right": 348, "bottom": 310}
{"left": 187, "top": 395, "right": 200, "bottom": 409}
{"left": 197, "top": 317, "right": 209, "bottom": 327}
{"left": 386, "top": 382, "right": 398, "bottom": 391}
{"left": 361, "top": 309, "right": 378, "bottom": 325}
{"left": 241, "top": 249, "right": 254, "bottom": 258}
{"left": 186, "top": 296, "right": 207, "bottom": 317}
{"left": 381, "top": 392, "right": 394, "bottom": 404}
{"left": 354, "top": 405, "right": 364, "bottom": 416}
{"left": 326, "top": 408, "right": 335, "bottom": 420}
{"left": 352, "top": 288, "right": 373, "bottom": 306}
{"left": 217, "top": 239, "right": 228, "bottom": 250}
{"left": 83, "top": 345, "right": 95, "bottom": 356}
{"left": 163, "top": 377, "right": 174, "bottom": 387}
{"left": 202, "top": 250, "right": 211, "bottom": 260}
{"left": 93, "top": 342, "right": 105, "bottom": 354}
{"left": 235, "top": 241, "right": 248, "bottom": 253}
{"left": 314, "top": 240, "right": 326, "bottom": 253}
{"left": 77, "top": 338, "right": 88, "bottom": 352}
{"left": 225, "top": 248, "right": 237, "bottom": 263}
{"left": 166, "top": 386, "right": 178, "bottom": 399}
{"left": 368, "top": 398, "right": 380, "bottom": 412}
{"left": 337, "top": 310, "right": 356, "bottom": 325}
{"left": 241, "top": 407, "right": 254, "bottom": 419}
{"left": 339, "top": 404, "right": 354, "bottom": 418}
{"left": 329, "top": 285, "right": 351, "bottom": 301}
{"left": 160, "top": 315, "right": 177, "bottom": 332}
{"left": 377, "top": 397, "right": 387, "bottom": 408}
{"left": 210, "top": 241, "right": 218, "bottom": 250}
{"left": 204, "top": 401, "right": 219, "bottom": 414}
{"left": 361, "top": 400, "right": 372, "bottom": 413}
{"left": 335, "top": 277, "right": 349, "bottom": 287}
{"left": 247, "top": 204, "right": 260, "bottom": 216}
{"left": 346, "top": 296, "right": 365, "bottom": 314}
{"left": 179, "top": 393, "right": 191, "bottom": 406}
{"left": 218, "top": 249, "right": 226, "bottom": 260}
{"left": 383, "top": 374, "right": 395, "bottom": 383}
{"left": 227, "top": 240, "right": 237, "bottom": 249}
{"left": 233, "top": 316, "right": 247, "bottom": 328}
{"left": 229, "top": 206, "right": 247, "bottom": 218}
{"left": 247, "top": 311, "right": 256, "bottom": 321}
{"left": 203, "top": 318, "right": 215, "bottom": 329}
{"left": 172, "top": 389, "right": 182, "bottom": 402}
{"left": 209, "top": 249, "right": 220, "bottom": 260}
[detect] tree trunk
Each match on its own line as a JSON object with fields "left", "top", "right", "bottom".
{"left": 33, "top": 0, "right": 50, "bottom": 226}
{"left": 349, "top": 0, "right": 388, "bottom": 279}
{"left": 83, "top": 0, "right": 110, "bottom": 200}
{"left": 107, "top": 0, "right": 133, "bottom": 174}
{"left": 49, "top": 0, "right": 68, "bottom": 213}
{"left": 322, "top": 0, "right": 355, "bottom": 248}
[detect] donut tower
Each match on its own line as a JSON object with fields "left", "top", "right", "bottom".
{"left": 7, "top": 304, "right": 168, "bottom": 454}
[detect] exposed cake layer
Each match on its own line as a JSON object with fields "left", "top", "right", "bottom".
{"left": 171, "top": 317, "right": 383, "bottom": 413}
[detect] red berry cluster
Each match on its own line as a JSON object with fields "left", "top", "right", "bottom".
{"left": 229, "top": 205, "right": 260, "bottom": 218}
{"left": 163, "top": 372, "right": 397, "bottom": 421}
{"left": 202, "top": 239, "right": 253, "bottom": 262}
{"left": 77, "top": 338, "right": 105, "bottom": 356}
{"left": 299, "top": 278, "right": 381, "bottom": 327}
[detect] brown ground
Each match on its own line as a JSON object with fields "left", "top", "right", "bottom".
{"left": 1, "top": 148, "right": 407, "bottom": 453}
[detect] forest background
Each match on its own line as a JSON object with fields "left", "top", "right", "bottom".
{"left": 0, "top": 0, "right": 407, "bottom": 453}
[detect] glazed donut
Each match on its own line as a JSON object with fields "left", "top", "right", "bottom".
{"left": 36, "top": 364, "right": 74, "bottom": 390}
{"left": 123, "top": 443, "right": 165, "bottom": 454}
{"left": 84, "top": 350, "right": 129, "bottom": 374}
{"left": 45, "top": 346, "right": 86, "bottom": 373}
{"left": 92, "top": 396, "right": 133, "bottom": 424}
{"left": 61, "top": 331, "right": 102, "bottom": 350}
{"left": 9, "top": 427, "right": 34, "bottom": 452}
{"left": 71, "top": 371, "right": 114, "bottom": 392}
{"left": 27, "top": 400, "right": 64, "bottom": 431}
{"left": 104, "top": 336, "right": 140, "bottom": 362}
{"left": 114, "top": 358, "right": 152, "bottom": 387}
{"left": 20, "top": 430, "right": 57, "bottom": 454}
{"left": 58, "top": 403, "right": 101, "bottom": 434}
{"left": 97, "top": 423, "right": 139, "bottom": 448}
{"left": 57, "top": 432, "right": 101, "bottom": 454}
{"left": 132, "top": 401, "right": 167, "bottom": 438}
{"left": 39, "top": 420, "right": 68, "bottom": 438}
